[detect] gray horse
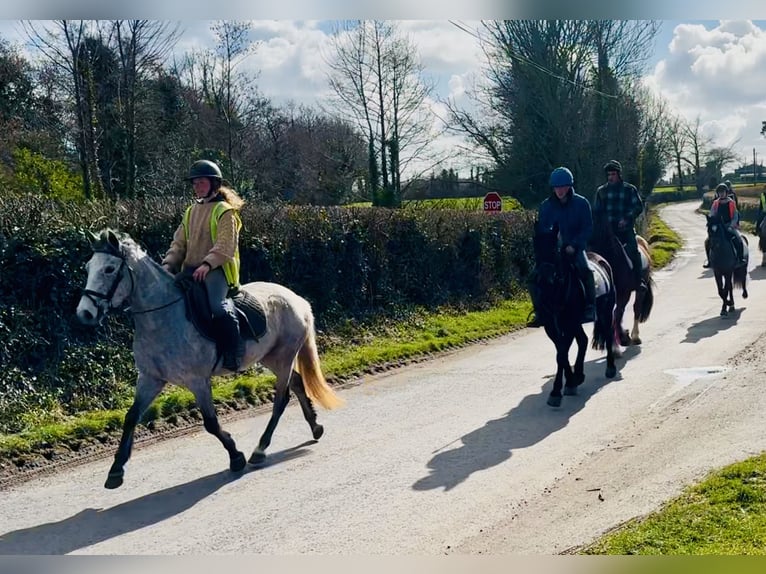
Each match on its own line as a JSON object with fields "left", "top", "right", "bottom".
{"left": 76, "top": 229, "right": 343, "bottom": 489}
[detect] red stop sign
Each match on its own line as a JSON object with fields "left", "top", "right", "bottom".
{"left": 483, "top": 192, "right": 502, "bottom": 212}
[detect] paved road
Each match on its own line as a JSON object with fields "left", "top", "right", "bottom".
{"left": 2, "top": 201, "right": 766, "bottom": 555}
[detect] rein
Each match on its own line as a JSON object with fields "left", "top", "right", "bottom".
{"left": 83, "top": 248, "right": 182, "bottom": 316}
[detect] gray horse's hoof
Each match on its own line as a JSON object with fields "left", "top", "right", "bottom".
{"left": 547, "top": 395, "right": 562, "bottom": 407}
{"left": 312, "top": 424, "right": 324, "bottom": 440}
{"left": 605, "top": 365, "right": 617, "bottom": 379}
{"left": 230, "top": 451, "right": 246, "bottom": 472}
{"left": 248, "top": 449, "right": 266, "bottom": 465}
{"left": 630, "top": 337, "right": 642, "bottom": 345}
{"left": 104, "top": 473, "right": 124, "bottom": 489}
{"left": 563, "top": 386, "right": 578, "bottom": 396}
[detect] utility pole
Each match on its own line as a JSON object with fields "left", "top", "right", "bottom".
{"left": 754, "top": 148, "right": 757, "bottom": 186}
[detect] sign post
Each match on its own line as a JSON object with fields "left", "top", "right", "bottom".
{"left": 483, "top": 192, "right": 502, "bottom": 213}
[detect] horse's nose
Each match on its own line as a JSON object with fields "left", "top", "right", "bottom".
{"left": 76, "top": 306, "right": 97, "bottom": 325}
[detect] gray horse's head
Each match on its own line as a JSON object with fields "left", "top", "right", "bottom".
{"left": 76, "top": 229, "right": 132, "bottom": 326}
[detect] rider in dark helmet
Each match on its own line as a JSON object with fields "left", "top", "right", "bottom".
{"left": 593, "top": 159, "right": 646, "bottom": 290}
{"left": 162, "top": 159, "right": 246, "bottom": 372}
{"left": 707, "top": 182, "right": 745, "bottom": 266}
{"left": 537, "top": 166, "right": 596, "bottom": 323}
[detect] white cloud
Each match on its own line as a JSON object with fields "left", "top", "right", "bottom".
{"left": 647, "top": 20, "right": 766, "bottom": 171}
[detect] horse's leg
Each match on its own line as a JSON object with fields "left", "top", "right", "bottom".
{"left": 565, "top": 326, "right": 588, "bottom": 395}
{"left": 105, "top": 374, "right": 165, "bottom": 489}
{"left": 191, "top": 379, "right": 246, "bottom": 473}
{"left": 545, "top": 326, "right": 565, "bottom": 408}
{"left": 727, "top": 272, "right": 736, "bottom": 312}
{"left": 715, "top": 271, "right": 728, "bottom": 316}
{"left": 289, "top": 370, "right": 324, "bottom": 440}
{"left": 249, "top": 347, "right": 296, "bottom": 463}
{"left": 630, "top": 292, "right": 642, "bottom": 345}
{"left": 614, "top": 290, "right": 631, "bottom": 346}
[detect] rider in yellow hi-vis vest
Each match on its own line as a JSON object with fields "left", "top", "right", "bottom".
{"left": 182, "top": 201, "right": 242, "bottom": 289}
{"left": 162, "top": 160, "right": 246, "bottom": 371}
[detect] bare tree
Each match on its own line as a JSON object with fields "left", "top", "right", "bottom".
{"left": 667, "top": 114, "right": 689, "bottom": 190}
{"left": 112, "top": 20, "right": 181, "bottom": 198}
{"left": 445, "top": 20, "right": 661, "bottom": 206}
{"left": 211, "top": 20, "right": 257, "bottom": 187}
{"left": 682, "top": 116, "right": 713, "bottom": 194}
{"left": 325, "top": 20, "right": 436, "bottom": 207}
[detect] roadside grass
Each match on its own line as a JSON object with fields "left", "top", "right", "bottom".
{"left": 0, "top": 297, "right": 533, "bottom": 459}
{"left": 0, "top": 208, "right": 680, "bottom": 462}
{"left": 580, "top": 453, "right": 766, "bottom": 554}
{"left": 645, "top": 209, "right": 683, "bottom": 269}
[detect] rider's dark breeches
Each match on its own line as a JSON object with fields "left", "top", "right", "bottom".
{"left": 617, "top": 229, "right": 643, "bottom": 283}
{"left": 204, "top": 267, "right": 235, "bottom": 318}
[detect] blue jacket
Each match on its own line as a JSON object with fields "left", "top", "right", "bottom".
{"left": 537, "top": 188, "right": 593, "bottom": 252}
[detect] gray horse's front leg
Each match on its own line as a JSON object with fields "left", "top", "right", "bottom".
{"left": 106, "top": 375, "right": 165, "bottom": 489}
{"left": 191, "top": 380, "right": 246, "bottom": 472}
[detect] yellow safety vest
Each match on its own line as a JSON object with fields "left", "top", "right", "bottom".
{"left": 182, "top": 201, "right": 242, "bottom": 288}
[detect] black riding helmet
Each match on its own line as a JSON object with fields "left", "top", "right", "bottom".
{"left": 715, "top": 183, "right": 729, "bottom": 196}
{"left": 185, "top": 160, "right": 223, "bottom": 182}
{"left": 603, "top": 160, "right": 622, "bottom": 173}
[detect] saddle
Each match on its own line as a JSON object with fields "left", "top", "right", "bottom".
{"left": 173, "top": 272, "right": 267, "bottom": 344}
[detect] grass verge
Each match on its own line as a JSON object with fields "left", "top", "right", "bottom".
{"left": 0, "top": 209, "right": 682, "bottom": 466}
{"left": 580, "top": 454, "right": 766, "bottom": 554}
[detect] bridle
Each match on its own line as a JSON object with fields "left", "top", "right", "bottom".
{"left": 82, "top": 248, "right": 181, "bottom": 316}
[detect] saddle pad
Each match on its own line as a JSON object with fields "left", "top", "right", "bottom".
{"left": 231, "top": 290, "right": 267, "bottom": 340}
{"left": 587, "top": 259, "right": 611, "bottom": 298}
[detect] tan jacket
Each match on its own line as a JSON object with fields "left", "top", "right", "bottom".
{"left": 162, "top": 198, "right": 239, "bottom": 273}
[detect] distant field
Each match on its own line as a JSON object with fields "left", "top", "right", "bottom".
{"left": 346, "top": 196, "right": 523, "bottom": 211}
{"left": 656, "top": 184, "right": 766, "bottom": 196}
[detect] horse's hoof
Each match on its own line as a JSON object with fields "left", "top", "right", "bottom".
{"left": 312, "top": 424, "right": 324, "bottom": 440}
{"left": 248, "top": 449, "right": 266, "bottom": 465}
{"left": 743, "top": 291, "right": 748, "bottom": 299}
{"left": 563, "top": 385, "right": 578, "bottom": 396}
{"left": 104, "top": 473, "right": 124, "bottom": 490}
{"left": 547, "top": 395, "right": 562, "bottom": 407}
{"left": 605, "top": 365, "right": 617, "bottom": 379}
{"left": 630, "top": 337, "right": 642, "bottom": 345}
{"left": 720, "top": 310, "right": 727, "bottom": 317}
{"left": 230, "top": 451, "right": 247, "bottom": 472}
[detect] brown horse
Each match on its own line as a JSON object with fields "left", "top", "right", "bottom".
{"left": 590, "top": 224, "right": 654, "bottom": 347}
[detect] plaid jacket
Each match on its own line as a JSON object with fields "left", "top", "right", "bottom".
{"left": 593, "top": 181, "right": 644, "bottom": 228}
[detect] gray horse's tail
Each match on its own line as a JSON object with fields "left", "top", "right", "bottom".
{"left": 296, "top": 315, "right": 344, "bottom": 410}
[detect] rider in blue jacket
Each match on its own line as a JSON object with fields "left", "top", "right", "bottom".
{"left": 538, "top": 166, "right": 596, "bottom": 322}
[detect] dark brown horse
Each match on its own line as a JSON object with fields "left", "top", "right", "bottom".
{"left": 590, "top": 222, "right": 654, "bottom": 348}
{"left": 530, "top": 222, "right": 617, "bottom": 408}
{"left": 707, "top": 214, "right": 748, "bottom": 316}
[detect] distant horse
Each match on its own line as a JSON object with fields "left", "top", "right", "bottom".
{"left": 758, "top": 218, "right": 766, "bottom": 267}
{"left": 706, "top": 215, "right": 748, "bottom": 316}
{"left": 530, "top": 222, "right": 617, "bottom": 408}
{"left": 590, "top": 221, "right": 654, "bottom": 347}
{"left": 76, "top": 229, "right": 343, "bottom": 489}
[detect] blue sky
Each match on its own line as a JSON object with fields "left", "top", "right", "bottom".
{"left": 2, "top": 19, "right": 765, "bottom": 175}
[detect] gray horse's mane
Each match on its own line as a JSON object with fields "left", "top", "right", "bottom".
{"left": 93, "top": 228, "right": 151, "bottom": 264}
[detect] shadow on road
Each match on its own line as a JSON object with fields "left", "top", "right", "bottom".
{"left": 683, "top": 308, "right": 743, "bottom": 343}
{"left": 0, "top": 441, "right": 315, "bottom": 555}
{"left": 748, "top": 264, "right": 766, "bottom": 280}
{"left": 411, "top": 349, "right": 631, "bottom": 492}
